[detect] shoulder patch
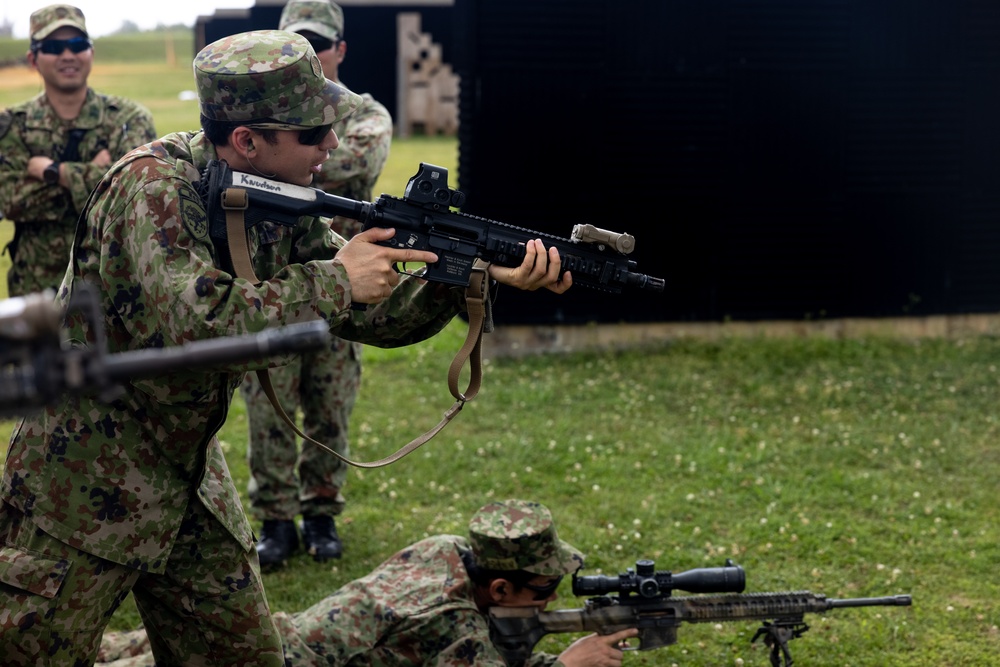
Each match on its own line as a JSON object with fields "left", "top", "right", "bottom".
{"left": 179, "top": 187, "right": 209, "bottom": 242}
{"left": 0, "top": 110, "right": 13, "bottom": 142}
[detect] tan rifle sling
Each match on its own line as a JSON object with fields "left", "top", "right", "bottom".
{"left": 221, "top": 187, "right": 260, "bottom": 284}
{"left": 222, "top": 193, "right": 489, "bottom": 468}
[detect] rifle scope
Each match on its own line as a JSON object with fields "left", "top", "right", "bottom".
{"left": 573, "top": 559, "right": 746, "bottom": 599}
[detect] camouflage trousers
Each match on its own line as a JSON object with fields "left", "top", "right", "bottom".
{"left": 240, "top": 334, "right": 362, "bottom": 521}
{"left": 0, "top": 499, "right": 283, "bottom": 666}
{"left": 98, "top": 608, "right": 307, "bottom": 667}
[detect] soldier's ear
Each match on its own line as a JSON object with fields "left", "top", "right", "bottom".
{"left": 489, "top": 578, "right": 509, "bottom": 602}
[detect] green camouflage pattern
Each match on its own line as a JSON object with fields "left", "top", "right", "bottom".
{"left": 468, "top": 500, "right": 584, "bottom": 576}
{"left": 0, "top": 497, "right": 282, "bottom": 666}
{"left": 29, "top": 3, "right": 87, "bottom": 40}
{"left": 0, "top": 128, "right": 465, "bottom": 660}
{"left": 319, "top": 90, "right": 393, "bottom": 212}
{"left": 280, "top": 0, "right": 345, "bottom": 41}
{"left": 0, "top": 89, "right": 157, "bottom": 296}
{"left": 241, "top": 88, "right": 392, "bottom": 521}
{"left": 97, "top": 536, "right": 561, "bottom": 667}
{"left": 241, "top": 337, "right": 360, "bottom": 520}
{"left": 194, "top": 30, "right": 362, "bottom": 127}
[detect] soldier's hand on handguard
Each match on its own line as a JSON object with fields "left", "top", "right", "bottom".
{"left": 557, "top": 628, "right": 639, "bottom": 667}
{"left": 336, "top": 227, "right": 440, "bottom": 304}
{"left": 489, "top": 238, "right": 573, "bottom": 294}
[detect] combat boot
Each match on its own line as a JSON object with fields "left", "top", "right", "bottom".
{"left": 256, "top": 519, "right": 299, "bottom": 567}
{"left": 301, "top": 514, "right": 342, "bottom": 561}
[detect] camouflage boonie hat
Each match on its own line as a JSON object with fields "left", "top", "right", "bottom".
{"left": 280, "top": 0, "right": 345, "bottom": 42}
{"left": 469, "top": 499, "right": 584, "bottom": 577}
{"left": 30, "top": 4, "right": 88, "bottom": 40}
{"left": 193, "top": 30, "right": 361, "bottom": 128}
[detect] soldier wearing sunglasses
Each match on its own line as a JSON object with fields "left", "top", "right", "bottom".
{"left": 0, "top": 4, "right": 156, "bottom": 298}
{"left": 241, "top": 0, "right": 395, "bottom": 571}
{"left": 0, "top": 29, "right": 571, "bottom": 666}
{"left": 98, "top": 499, "right": 636, "bottom": 667}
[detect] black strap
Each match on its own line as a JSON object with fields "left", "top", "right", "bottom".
{"left": 61, "top": 128, "right": 88, "bottom": 162}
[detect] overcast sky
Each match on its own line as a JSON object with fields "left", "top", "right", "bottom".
{"left": 5, "top": 1, "right": 255, "bottom": 39}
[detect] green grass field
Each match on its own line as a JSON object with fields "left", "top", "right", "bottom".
{"left": 1, "top": 31, "right": 998, "bottom": 666}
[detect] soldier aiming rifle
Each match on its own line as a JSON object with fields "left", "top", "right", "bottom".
{"left": 489, "top": 558, "right": 913, "bottom": 667}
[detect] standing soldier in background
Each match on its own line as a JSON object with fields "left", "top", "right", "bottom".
{"left": 240, "top": 0, "right": 394, "bottom": 567}
{"left": 0, "top": 4, "right": 157, "bottom": 296}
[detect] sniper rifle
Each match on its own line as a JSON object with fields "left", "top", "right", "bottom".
{"left": 489, "top": 558, "right": 912, "bottom": 667}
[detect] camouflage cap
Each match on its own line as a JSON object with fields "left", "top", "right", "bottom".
{"left": 468, "top": 499, "right": 584, "bottom": 577}
{"left": 280, "top": 0, "right": 345, "bottom": 42}
{"left": 193, "top": 30, "right": 362, "bottom": 128}
{"left": 30, "top": 4, "right": 88, "bottom": 40}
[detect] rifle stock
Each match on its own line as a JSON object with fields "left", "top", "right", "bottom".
{"left": 197, "top": 160, "right": 665, "bottom": 294}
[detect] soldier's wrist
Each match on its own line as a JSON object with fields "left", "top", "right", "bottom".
{"left": 43, "top": 161, "right": 61, "bottom": 186}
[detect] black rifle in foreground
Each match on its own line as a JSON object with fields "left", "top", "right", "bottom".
{"left": 0, "top": 286, "right": 330, "bottom": 416}
{"left": 489, "top": 559, "right": 912, "bottom": 667}
{"left": 198, "top": 159, "right": 665, "bottom": 294}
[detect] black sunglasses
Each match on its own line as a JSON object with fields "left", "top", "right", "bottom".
{"left": 298, "top": 123, "right": 333, "bottom": 146}
{"left": 305, "top": 35, "right": 335, "bottom": 53}
{"left": 33, "top": 36, "right": 92, "bottom": 56}
{"left": 522, "top": 575, "right": 563, "bottom": 601}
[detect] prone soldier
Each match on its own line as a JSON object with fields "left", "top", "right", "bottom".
{"left": 97, "top": 499, "right": 637, "bottom": 667}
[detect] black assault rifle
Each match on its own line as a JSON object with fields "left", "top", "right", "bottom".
{"left": 489, "top": 559, "right": 912, "bottom": 667}
{"left": 0, "top": 286, "right": 330, "bottom": 416}
{"left": 197, "top": 159, "right": 665, "bottom": 294}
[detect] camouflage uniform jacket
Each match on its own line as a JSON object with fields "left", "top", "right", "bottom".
{"left": 317, "top": 86, "right": 392, "bottom": 239}
{"left": 0, "top": 130, "right": 465, "bottom": 573}
{"left": 0, "top": 88, "right": 156, "bottom": 291}
{"left": 275, "top": 534, "right": 562, "bottom": 667}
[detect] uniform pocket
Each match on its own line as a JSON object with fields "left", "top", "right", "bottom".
{"left": 0, "top": 545, "right": 70, "bottom": 598}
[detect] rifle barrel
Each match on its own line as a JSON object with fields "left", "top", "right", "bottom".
{"left": 102, "top": 320, "right": 330, "bottom": 379}
{"left": 828, "top": 595, "right": 913, "bottom": 608}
